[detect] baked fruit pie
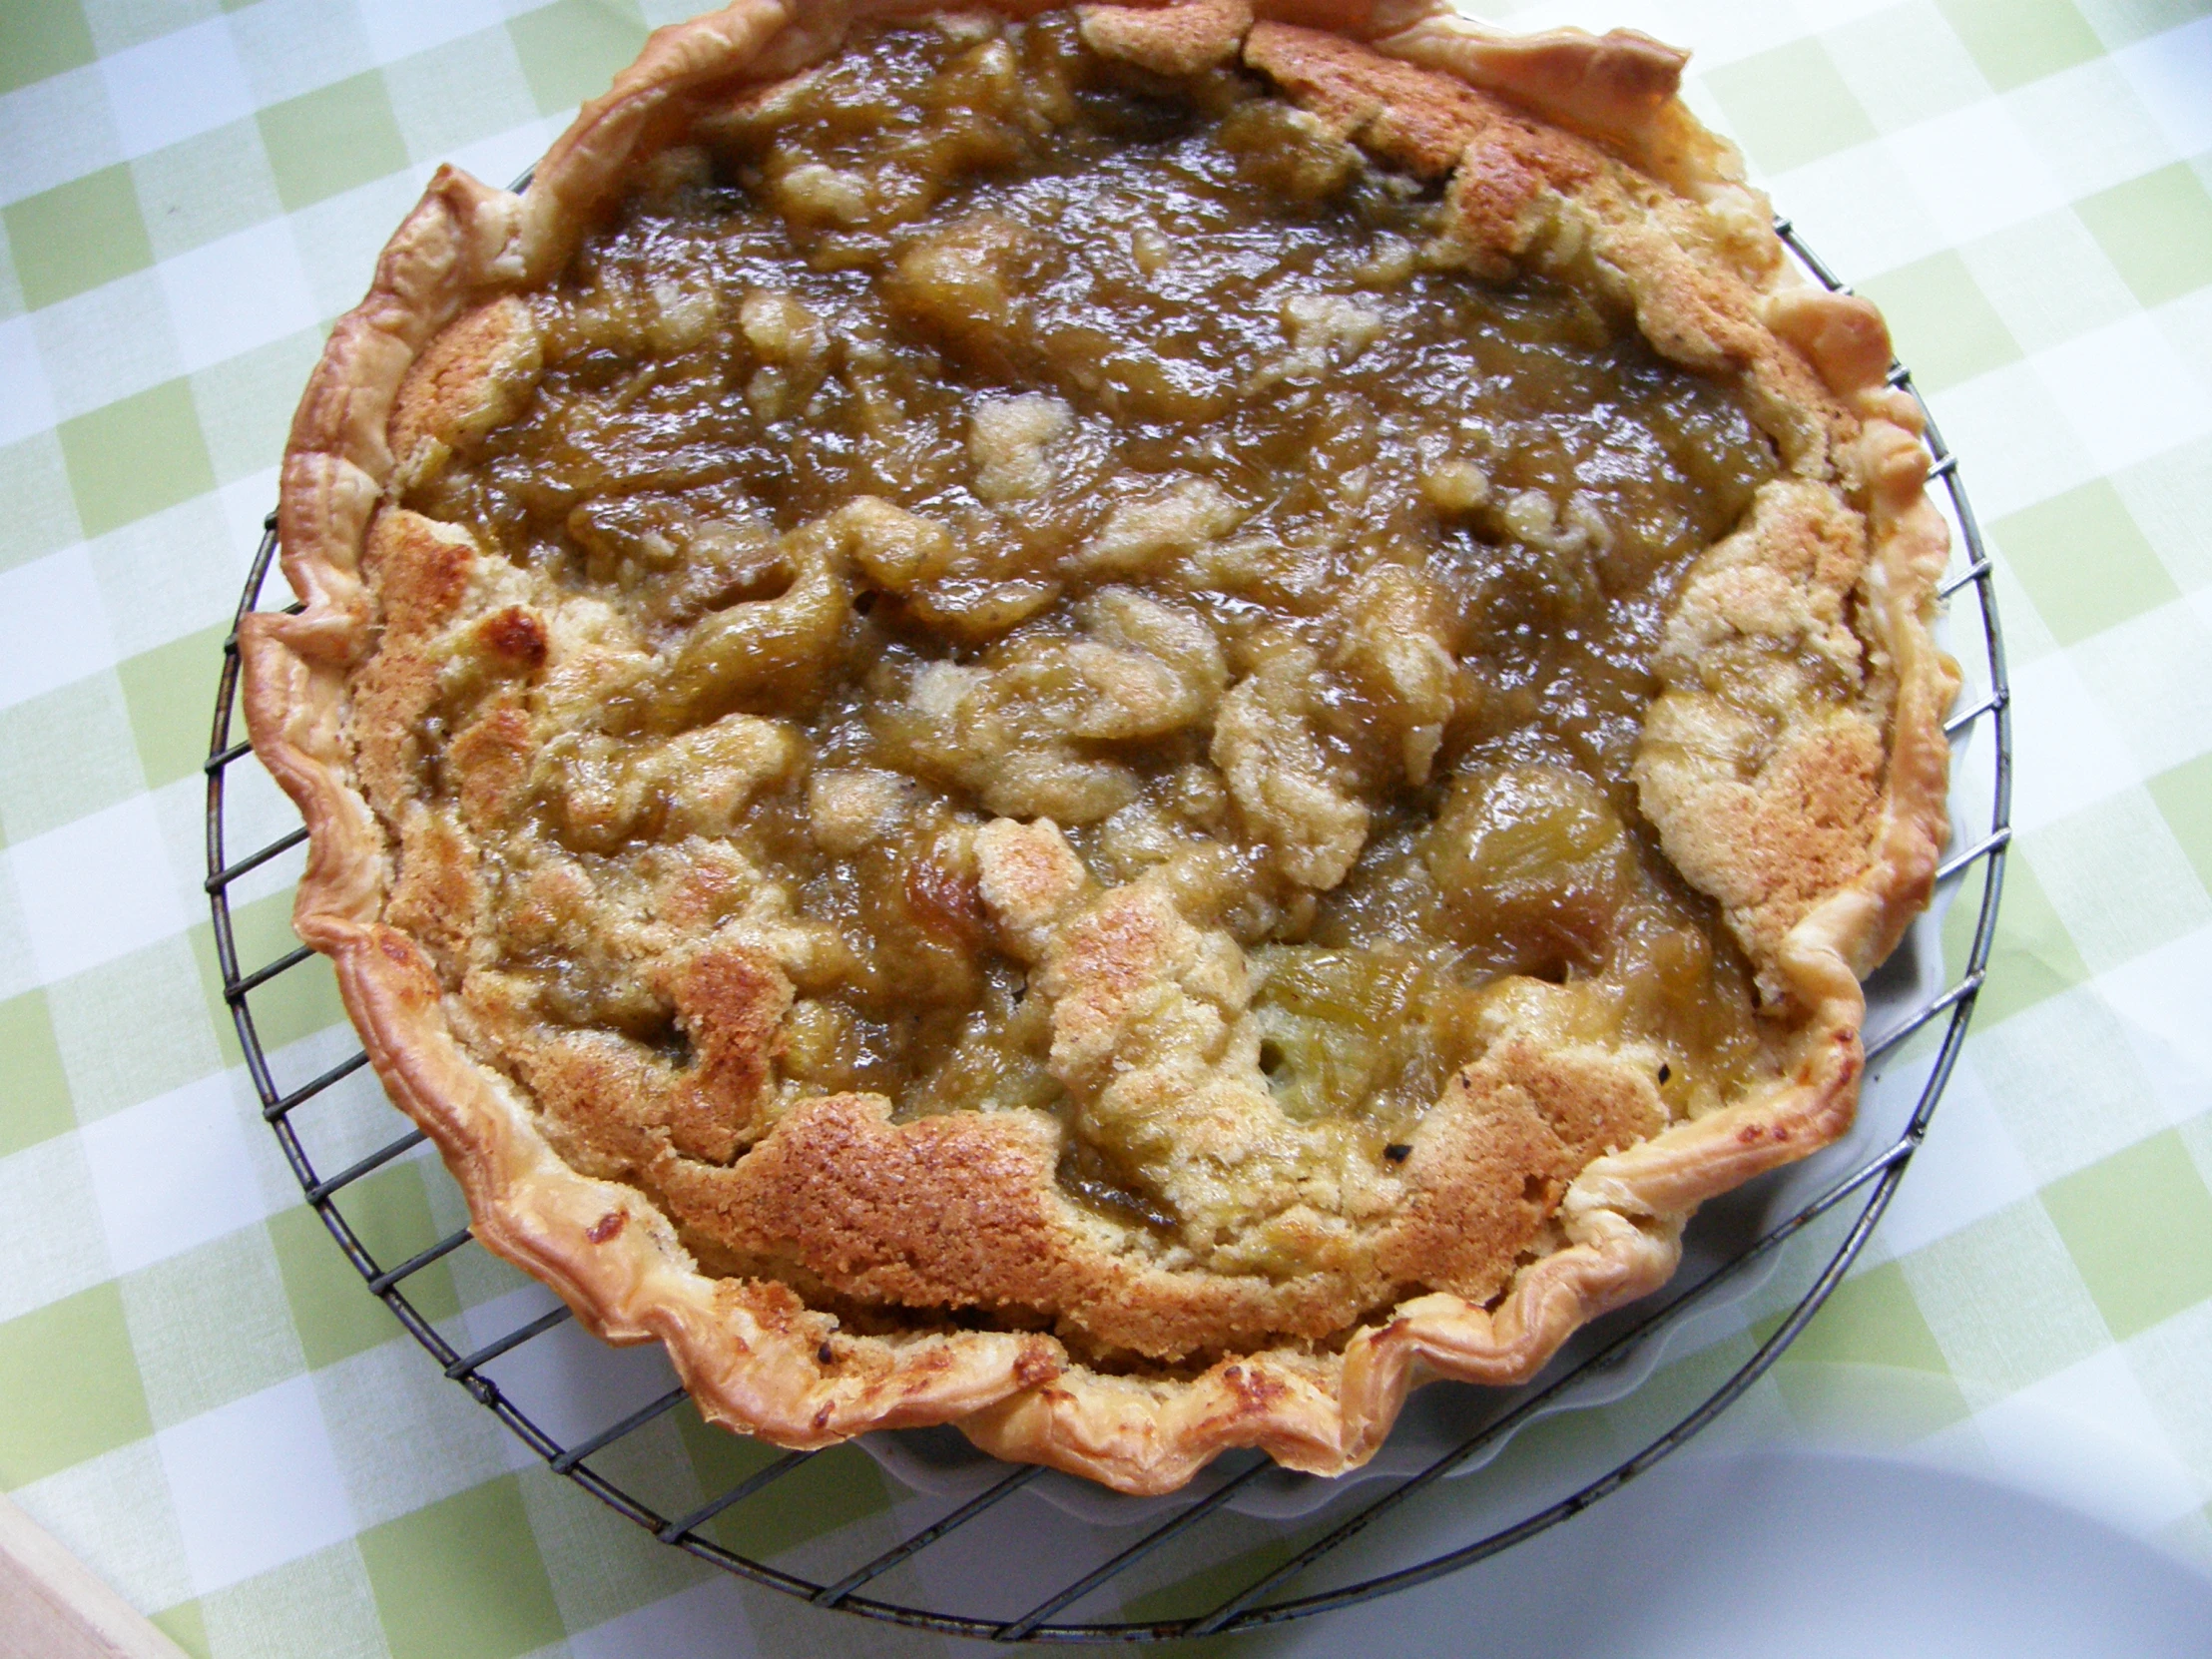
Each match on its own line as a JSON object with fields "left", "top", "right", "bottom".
{"left": 244, "top": 0, "right": 1956, "bottom": 1493}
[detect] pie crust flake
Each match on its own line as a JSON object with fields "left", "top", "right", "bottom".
{"left": 244, "top": 0, "right": 1956, "bottom": 1494}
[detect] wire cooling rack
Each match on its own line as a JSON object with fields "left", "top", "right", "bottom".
{"left": 203, "top": 220, "right": 2009, "bottom": 1642}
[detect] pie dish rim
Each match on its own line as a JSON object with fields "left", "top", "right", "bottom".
{"left": 239, "top": 0, "right": 1958, "bottom": 1494}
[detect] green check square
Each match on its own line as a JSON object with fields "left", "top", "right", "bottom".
{"left": 0, "top": 673, "right": 146, "bottom": 844}
{"left": 3, "top": 164, "right": 156, "bottom": 311}
{"left": 0, "top": 225, "right": 23, "bottom": 322}
{"left": 116, "top": 624, "right": 228, "bottom": 791}
{"left": 1784, "top": 1260, "right": 1950, "bottom": 1372}
{"left": 148, "top": 1599, "right": 208, "bottom": 1659}
{"left": 677, "top": 1405, "right": 890, "bottom": 1558}
{"left": 0, "top": 0, "right": 97, "bottom": 97}
{"left": 359, "top": 1476, "right": 567, "bottom": 1659}
{"left": 0, "top": 988, "right": 74, "bottom": 1158}
{"left": 1944, "top": 851, "right": 2088, "bottom": 1028}
{"left": 191, "top": 888, "right": 347, "bottom": 1062}
{"left": 0, "top": 1283, "right": 156, "bottom": 1486}
{"left": 1119, "top": 1522, "right": 1319, "bottom": 1629}
{"left": 1608, "top": 1332, "right": 1763, "bottom": 1446}
{"left": 270, "top": 1162, "right": 461, "bottom": 1371}
{"left": 1704, "top": 39, "right": 1878, "bottom": 175}
{"left": 2147, "top": 754, "right": 2212, "bottom": 895}
{"left": 2043, "top": 1130, "right": 2212, "bottom": 1341}
{"left": 1775, "top": 1362, "right": 1972, "bottom": 1444}
{"left": 1860, "top": 251, "right": 2022, "bottom": 392}
{"left": 1991, "top": 478, "right": 2179, "bottom": 647}
{"left": 2076, "top": 164, "right": 2212, "bottom": 310}
{"left": 58, "top": 378, "right": 218, "bottom": 539}
{"left": 258, "top": 72, "right": 409, "bottom": 213}
{"left": 507, "top": 0, "right": 650, "bottom": 118}
{"left": 1937, "top": 0, "right": 2103, "bottom": 91}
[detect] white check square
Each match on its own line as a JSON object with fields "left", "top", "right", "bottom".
{"left": 14, "top": 1440, "right": 194, "bottom": 1614}
{"left": 362, "top": 0, "right": 510, "bottom": 66}
{"left": 1923, "top": 359, "right": 2099, "bottom": 522}
{"left": 226, "top": 0, "right": 378, "bottom": 109}
{"left": 0, "top": 549, "right": 118, "bottom": 715}
{"left": 2007, "top": 58, "right": 2183, "bottom": 205}
{"left": 157, "top": 221, "right": 318, "bottom": 375}
{"left": 1987, "top": 650, "right": 2138, "bottom": 838}
{"left": 1880, "top": 1057, "right": 2041, "bottom": 1259}
{"left": 7, "top": 792, "right": 190, "bottom": 983}
{"left": 0, "top": 315, "right": 58, "bottom": 447}
{"left": 0, "top": 1132, "right": 116, "bottom": 1323}
{"left": 1972, "top": 1348, "right": 2204, "bottom": 1534}
{"left": 2034, "top": 315, "right": 2212, "bottom": 478}
{"left": 2112, "top": 15, "right": 2212, "bottom": 161}
{"left": 80, "top": 1068, "right": 273, "bottom": 1276}
{"left": 1896, "top": 99, "right": 2068, "bottom": 247}
{"left": 2072, "top": 600, "right": 2212, "bottom": 781}
{"left": 2096, "top": 929, "right": 2212, "bottom": 1131}
{"left": 99, "top": 17, "right": 258, "bottom": 162}
{"left": 316, "top": 1339, "right": 519, "bottom": 1530}
{"left": 158, "top": 1373, "right": 356, "bottom": 1595}
{"left": 0, "top": 67, "right": 124, "bottom": 211}
{"left": 29, "top": 270, "right": 183, "bottom": 422}
{"left": 1768, "top": 141, "right": 1950, "bottom": 280}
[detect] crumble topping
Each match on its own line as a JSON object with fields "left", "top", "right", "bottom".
{"left": 351, "top": 14, "right": 1860, "bottom": 1358}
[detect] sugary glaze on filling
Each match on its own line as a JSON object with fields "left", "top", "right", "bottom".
{"left": 365, "top": 14, "right": 1805, "bottom": 1362}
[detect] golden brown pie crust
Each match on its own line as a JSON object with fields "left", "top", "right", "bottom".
{"left": 243, "top": 0, "right": 1957, "bottom": 1493}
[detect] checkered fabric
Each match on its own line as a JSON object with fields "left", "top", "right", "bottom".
{"left": 1, "top": 1, "right": 2208, "bottom": 1654}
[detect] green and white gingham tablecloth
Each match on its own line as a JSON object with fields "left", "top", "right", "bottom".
{"left": 3, "top": 1, "right": 2210, "bottom": 1653}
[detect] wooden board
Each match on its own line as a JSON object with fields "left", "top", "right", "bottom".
{"left": 0, "top": 1492, "right": 187, "bottom": 1659}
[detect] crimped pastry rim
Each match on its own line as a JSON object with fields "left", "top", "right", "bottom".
{"left": 241, "top": 0, "right": 1957, "bottom": 1494}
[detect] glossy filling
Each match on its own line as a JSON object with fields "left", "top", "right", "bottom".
{"left": 404, "top": 16, "right": 1784, "bottom": 1238}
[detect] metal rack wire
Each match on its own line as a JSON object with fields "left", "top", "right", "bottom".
{"left": 203, "top": 219, "right": 2009, "bottom": 1642}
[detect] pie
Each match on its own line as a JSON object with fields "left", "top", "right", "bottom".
{"left": 242, "top": 0, "right": 1957, "bottom": 1494}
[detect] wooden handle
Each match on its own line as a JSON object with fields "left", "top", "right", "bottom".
{"left": 0, "top": 1491, "right": 188, "bottom": 1659}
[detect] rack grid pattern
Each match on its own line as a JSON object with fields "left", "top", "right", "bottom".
{"left": 204, "top": 222, "right": 2010, "bottom": 1641}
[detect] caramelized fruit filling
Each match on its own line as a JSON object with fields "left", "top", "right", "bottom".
{"left": 401, "top": 16, "right": 1784, "bottom": 1240}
